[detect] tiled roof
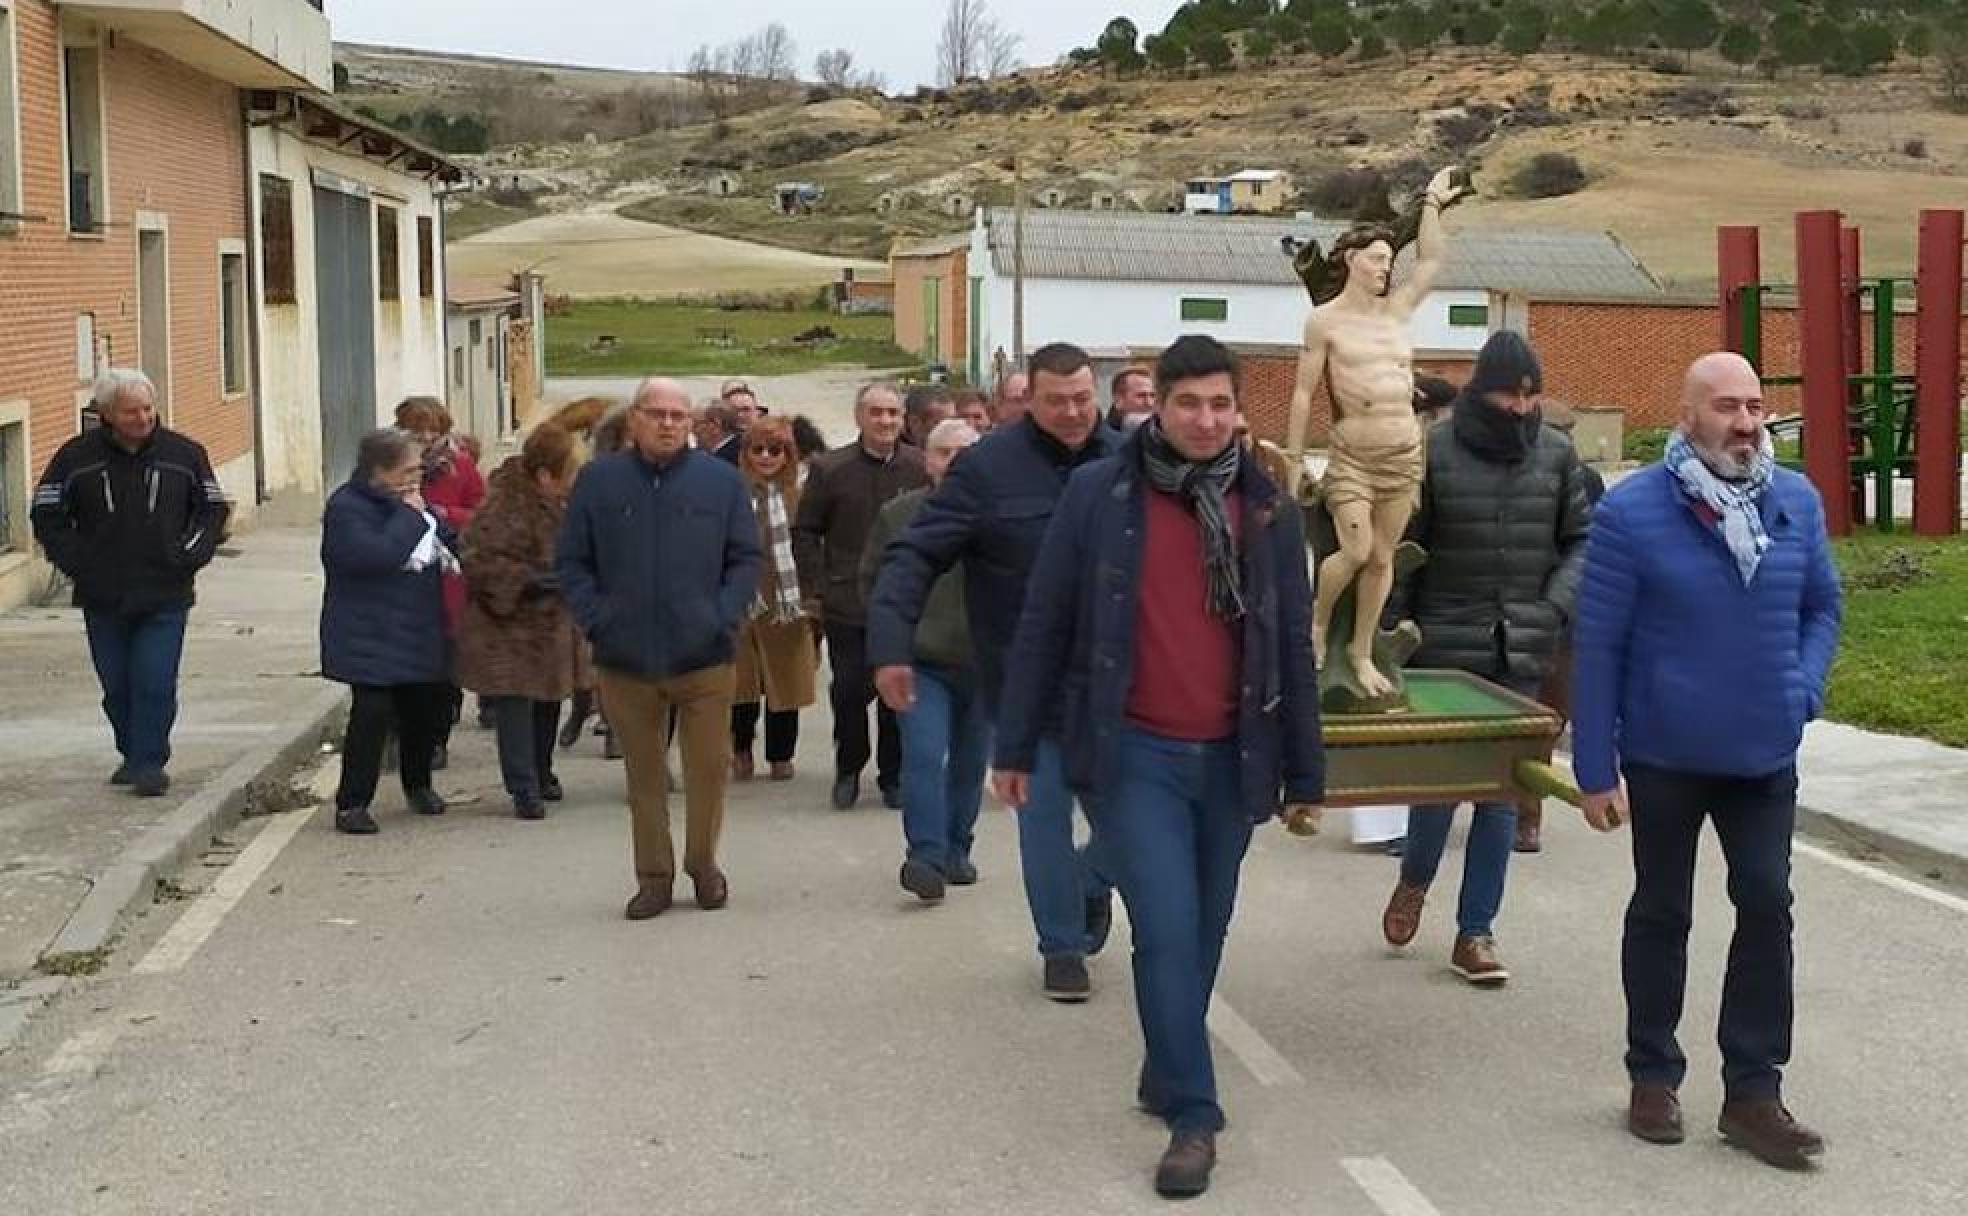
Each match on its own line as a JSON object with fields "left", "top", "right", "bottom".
{"left": 980, "top": 208, "right": 1661, "bottom": 298}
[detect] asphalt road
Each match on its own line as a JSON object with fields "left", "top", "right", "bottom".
{"left": 3, "top": 708, "right": 1965, "bottom": 1215}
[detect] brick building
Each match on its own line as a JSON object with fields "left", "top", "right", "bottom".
{"left": 0, "top": 0, "right": 332, "bottom": 608}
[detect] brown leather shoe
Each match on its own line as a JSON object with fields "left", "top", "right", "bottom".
{"left": 769, "top": 761, "right": 795, "bottom": 781}
{"left": 1382, "top": 880, "right": 1428, "bottom": 948}
{"left": 732, "top": 752, "right": 754, "bottom": 781}
{"left": 1514, "top": 804, "right": 1544, "bottom": 853}
{"left": 1719, "top": 1098, "right": 1824, "bottom": 1170}
{"left": 690, "top": 867, "right": 729, "bottom": 911}
{"left": 1450, "top": 934, "right": 1510, "bottom": 986}
{"left": 1627, "top": 1083, "right": 1685, "bottom": 1145}
{"left": 1154, "top": 1131, "right": 1217, "bottom": 1198}
{"left": 624, "top": 877, "right": 672, "bottom": 921}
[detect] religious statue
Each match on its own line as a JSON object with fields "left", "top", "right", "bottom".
{"left": 1284, "top": 166, "right": 1472, "bottom": 706}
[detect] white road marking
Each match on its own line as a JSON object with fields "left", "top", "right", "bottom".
{"left": 1206, "top": 994, "right": 1303, "bottom": 1088}
{"left": 1795, "top": 840, "right": 1968, "bottom": 916}
{"left": 1342, "top": 1156, "right": 1445, "bottom": 1216}
{"left": 41, "top": 1024, "right": 120, "bottom": 1079}
{"left": 133, "top": 806, "right": 318, "bottom": 975}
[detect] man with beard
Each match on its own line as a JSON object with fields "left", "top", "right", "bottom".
{"left": 1571, "top": 351, "right": 1841, "bottom": 1172}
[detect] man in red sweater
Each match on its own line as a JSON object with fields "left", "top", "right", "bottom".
{"left": 992, "top": 336, "right": 1325, "bottom": 1198}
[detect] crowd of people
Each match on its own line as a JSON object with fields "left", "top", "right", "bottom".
{"left": 32, "top": 329, "right": 1840, "bottom": 1197}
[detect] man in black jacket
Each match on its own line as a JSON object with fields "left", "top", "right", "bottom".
{"left": 867, "top": 343, "right": 1121, "bottom": 1003}
{"left": 794, "top": 382, "right": 927, "bottom": 810}
{"left": 31, "top": 370, "right": 231, "bottom": 797}
{"left": 1378, "top": 331, "right": 1593, "bottom": 985}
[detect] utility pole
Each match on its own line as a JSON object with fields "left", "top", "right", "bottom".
{"left": 1012, "top": 151, "right": 1026, "bottom": 364}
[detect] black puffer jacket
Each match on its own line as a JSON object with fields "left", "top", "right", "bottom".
{"left": 1393, "top": 337, "right": 1593, "bottom": 683}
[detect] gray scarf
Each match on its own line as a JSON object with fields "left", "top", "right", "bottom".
{"left": 1139, "top": 420, "right": 1244, "bottom": 621}
{"left": 1665, "top": 428, "right": 1774, "bottom": 587}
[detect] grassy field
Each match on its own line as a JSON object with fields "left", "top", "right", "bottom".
{"left": 444, "top": 195, "right": 544, "bottom": 241}
{"left": 1825, "top": 531, "right": 1968, "bottom": 747}
{"left": 617, "top": 194, "right": 960, "bottom": 262}
{"left": 544, "top": 300, "right": 915, "bottom": 377}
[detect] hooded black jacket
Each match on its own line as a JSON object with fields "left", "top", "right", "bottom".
{"left": 1391, "top": 332, "right": 1594, "bottom": 684}
{"left": 31, "top": 425, "right": 231, "bottom": 614}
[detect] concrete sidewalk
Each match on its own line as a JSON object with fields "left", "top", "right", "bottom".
{"left": 0, "top": 528, "right": 341, "bottom": 987}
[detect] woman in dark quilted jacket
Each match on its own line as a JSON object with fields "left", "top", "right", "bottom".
{"left": 319, "top": 428, "right": 456, "bottom": 835}
{"left": 1378, "top": 330, "right": 1594, "bottom": 986}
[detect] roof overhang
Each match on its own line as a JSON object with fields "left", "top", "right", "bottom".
{"left": 60, "top": 0, "right": 332, "bottom": 90}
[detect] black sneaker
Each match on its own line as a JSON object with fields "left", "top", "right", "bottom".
{"left": 335, "top": 807, "right": 380, "bottom": 835}
{"left": 540, "top": 774, "right": 564, "bottom": 802}
{"left": 880, "top": 782, "right": 903, "bottom": 810}
{"left": 899, "top": 858, "right": 945, "bottom": 903}
{"left": 945, "top": 857, "right": 979, "bottom": 886}
{"left": 132, "top": 769, "right": 171, "bottom": 798}
{"left": 407, "top": 788, "right": 448, "bottom": 816}
{"left": 109, "top": 763, "right": 134, "bottom": 786}
{"left": 514, "top": 799, "right": 547, "bottom": 821}
{"left": 830, "top": 775, "right": 859, "bottom": 810}
{"left": 1043, "top": 955, "right": 1091, "bottom": 1003}
{"left": 1085, "top": 891, "right": 1115, "bottom": 957}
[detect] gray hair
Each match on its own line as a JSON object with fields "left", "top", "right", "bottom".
{"left": 632, "top": 376, "right": 689, "bottom": 409}
{"left": 355, "top": 428, "right": 419, "bottom": 482}
{"left": 854, "top": 380, "right": 903, "bottom": 411}
{"left": 92, "top": 368, "right": 157, "bottom": 411}
{"left": 925, "top": 418, "right": 979, "bottom": 451}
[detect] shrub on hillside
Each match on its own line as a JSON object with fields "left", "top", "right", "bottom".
{"left": 1905, "top": 136, "right": 1930, "bottom": 158}
{"left": 1308, "top": 167, "right": 1390, "bottom": 216}
{"left": 1514, "top": 152, "right": 1587, "bottom": 198}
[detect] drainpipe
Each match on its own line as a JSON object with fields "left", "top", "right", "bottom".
{"left": 240, "top": 93, "right": 268, "bottom": 507}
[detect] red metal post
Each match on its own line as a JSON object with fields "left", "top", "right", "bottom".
{"left": 1913, "top": 209, "right": 1964, "bottom": 536}
{"left": 1717, "top": 226, "right": 1761, "bottom": 356}
{"left": 1796, "top": 211, "right": 1853, "bottom": 536}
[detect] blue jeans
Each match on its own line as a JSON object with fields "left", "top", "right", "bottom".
{"left": 899, "top": 665, "right": 990, "bottom": 871}
{"left": 1401, "top": 800, "right": 1517, "bottom": 937}
{"left": 83, "top": 606, "right": 190, "bottom": 773}
{"left": 1017, "top": 738, "right": 1113, "bottom": 959}
{"left": 1100, "top": 726, "right": 1252, "bottom": 1135}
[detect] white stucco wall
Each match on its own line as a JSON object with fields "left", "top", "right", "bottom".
{"left": 247, "top": 124, "right": 447, "bottom": 500}
{"left": 972, "top": 260, "right": 1495, "bottom": 378}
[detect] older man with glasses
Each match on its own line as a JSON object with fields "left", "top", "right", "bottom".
{"left": 558, "top": 376, "right": 762, "bottom": 920}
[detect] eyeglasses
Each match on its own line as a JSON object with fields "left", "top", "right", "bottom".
{"left": 747, "top": 442, "right": 788, "bottom": 457}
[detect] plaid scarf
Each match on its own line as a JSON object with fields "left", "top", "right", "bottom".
{"left": 1665, "top": 428, "right": 1774, "bottom": 587}
{"left": 753, "top": 485, "right": 805, "bottom": 623}
{"left": 1139, "top": 420, "right": 1245, "bottom": 621}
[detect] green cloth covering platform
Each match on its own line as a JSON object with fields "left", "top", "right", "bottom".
{"left": 1317, "top": 670, "right": 1581, "bottom": 809}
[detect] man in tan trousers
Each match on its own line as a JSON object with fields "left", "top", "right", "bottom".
{"left": 557, "top": 377, "right": 762, "bottom": 919}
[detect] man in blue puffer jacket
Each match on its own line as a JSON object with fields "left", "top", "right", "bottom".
{"left": 1572, "top": 351, "right": 1842, "bottom": 1172}
{"left": 558, "top": 377, "right": 761, "bottom": 921}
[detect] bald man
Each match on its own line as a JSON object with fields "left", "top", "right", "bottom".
{"left": 1570, "top": 351, "right": 1842, "bottom": 1171}
{"left": 559, "top": 376, "right": 762, "bottom": 921}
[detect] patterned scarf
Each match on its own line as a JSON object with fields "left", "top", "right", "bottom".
{"left": 1139, "top": 419, "right": 1245, "bottom": 621}
{"left": 753, "top": 485, "right": 805, "bottom": 623}
{"left": 1665, "top": 428, "right": 1775, "bottom": 587}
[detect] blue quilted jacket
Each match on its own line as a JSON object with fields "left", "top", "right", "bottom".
{"left": 1570, "top": 463, "right": 1842, "bottom": 792}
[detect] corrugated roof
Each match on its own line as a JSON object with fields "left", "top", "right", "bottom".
{"left": 981, "top": 208, "right": 1661, "bottom": 299}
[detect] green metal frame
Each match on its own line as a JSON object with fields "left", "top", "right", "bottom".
{"left": 1734, "top": 278, "right": 1916, "bottom": 533}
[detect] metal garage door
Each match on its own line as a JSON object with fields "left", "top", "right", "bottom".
{"left": 313, "top": 174, "right": 376, "bottom": 491}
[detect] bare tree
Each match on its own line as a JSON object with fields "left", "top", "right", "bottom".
{"left": 755, "top": 22, "right": 799, "bottom": 83}
{"left": 816, "top": 48, "right": 856, "bottom": 89}
{"left": 938, "top": 0, "right": 1022, "bottom": 84}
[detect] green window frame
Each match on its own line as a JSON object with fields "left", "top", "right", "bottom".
{"left": 1448, "top": 303, "right": 1489, "bottom": 327}
{"left": 1180, "top": 296, "right": 1228, "bottom": 322}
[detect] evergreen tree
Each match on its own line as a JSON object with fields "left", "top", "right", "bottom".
{"left": 1309, "top": 12, "right": 1356, "bottom": 56}
{"left": 1462, "top": 5, "right": 1504, "bottom": 46}
{"left": 1389, "top": 2, "right": 1435, "bottom": 56}
{"left": 1718, "top": 21, "right": 1762, "bottom": 71}
{"left": 1244, "top": 27, "right": 1280, "bottom": 61}
{"left": 1193, "top": 27, "right": 1236, "bottom": 69}
{"left": 1658, "top": 0, "right": 1720, "bottom": 64}
{"left": 1359, "top": 28, "right": 1392, "bottom": 58}
{"left": 1146, "top": 32, "right": 1191, "bottom": 71}
{"left": 1501, "top": 2, "right": 1550, "bottom": 53}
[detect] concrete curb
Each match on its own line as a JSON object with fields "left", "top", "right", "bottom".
{"left": 36, "top": 684, "right": 350, "bottom": 971}
{"left": 1797, "top": 801, "right": 1968, "bottom": 894}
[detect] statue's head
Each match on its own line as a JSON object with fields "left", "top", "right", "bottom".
{"left": 1329, "top": 223, "right": 1398, "bottom": 297}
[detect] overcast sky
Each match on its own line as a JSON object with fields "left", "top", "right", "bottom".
{"left": 328, "top": 1, "right": 1187, "bottom": 91}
